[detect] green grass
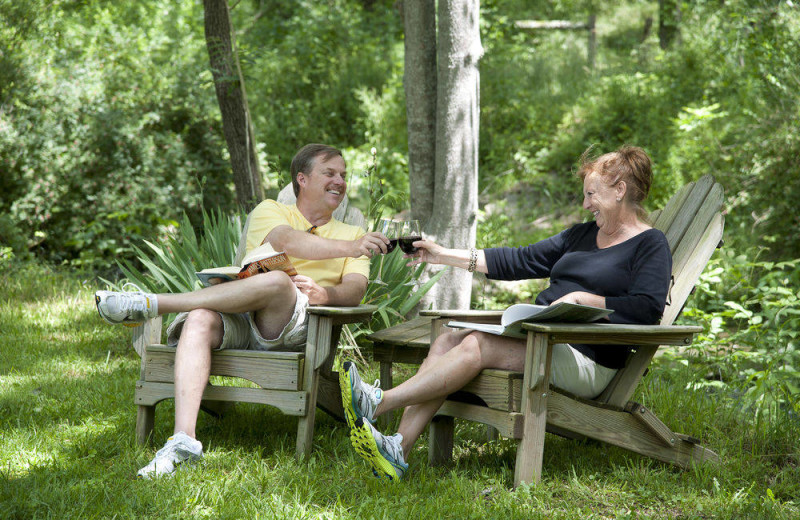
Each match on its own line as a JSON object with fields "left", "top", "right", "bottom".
{"left": 1, "top": 264, "right": 798, "bottom": 519}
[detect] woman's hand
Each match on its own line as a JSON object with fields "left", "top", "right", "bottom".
{"left": 291, "top": 275, "right": 329, "bottom": 305}
{"left": 405, "top": 238, "right": 446, "bottom": 266}
{"left": 551, "top": 291, "right": 606, "bottom": 308}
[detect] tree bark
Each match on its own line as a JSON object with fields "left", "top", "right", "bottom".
{"left": 203, "top": 0, "right": 264, "bottom": 212}
{"left": 403, "top": 0, "right": 437, "bottom": 225}
{"left": 421, "top": 0, "right": 482, "bottom": 310}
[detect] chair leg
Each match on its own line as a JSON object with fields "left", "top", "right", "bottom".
{"left": 379, "top": 361, "right": 394, "bottom": 429}
{"left": 136, "top": 405, "right": 155, "bottom": 445}
{"left": 428, "top": 415, "right": 455, "bottom": 466}
{"left": 296, "top": 409, "right": 317, "bottom": 460}
{"left": 296, "top": 368, "right": 321, "bottom": 460}
{"left": 514, "top": 333, "right": 552, "bottom": 487}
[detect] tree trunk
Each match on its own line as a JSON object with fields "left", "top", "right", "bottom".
{"left": 403, "top": 0, "right": 437, "bottom": 225}
{"left": 422, "top": 0, "right": 482, "bottom": 310}
{"left": 658, "top": 0, "right": 681, "bottom": 50}
{"left": 203, "top": 0, "right": 264, "bottom": 212}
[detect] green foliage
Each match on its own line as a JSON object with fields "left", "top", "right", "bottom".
{"left": 0, "top": 2, "right": 236, "bottom": 269}
{"left": 233, "top": 0, "right": 403, "bottom": 165}
{"left": 111, "top": 209, "right": 243, "bottom": 296}
{"left": 675, "top": 248, "right": 800, "bottom": 420}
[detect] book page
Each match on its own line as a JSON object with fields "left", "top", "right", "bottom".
{"left": 500, "top": 304, "right": 549, "bottom": 326}
{"left": 502, "top": 302, "right": 612, "bottom": 325}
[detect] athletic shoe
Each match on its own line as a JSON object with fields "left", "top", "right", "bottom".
{"left": 340, "top": 361, "right": 382, "bottom": 429}
{"left": 137, "top": 432, "right": 203, "bottom": 479}
{"left": 349, "top": 417, "right": 408, "bottom": 480}
{"left": 95, "top": 283, "right": 158, "bottom": 326}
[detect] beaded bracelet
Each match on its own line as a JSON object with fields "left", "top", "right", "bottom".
{"left": 467, "top": 248, "right": 478, "bottom": 273}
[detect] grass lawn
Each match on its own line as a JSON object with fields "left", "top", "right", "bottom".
{"left": 1, "top": 264, "right": 798, "bottom": 519}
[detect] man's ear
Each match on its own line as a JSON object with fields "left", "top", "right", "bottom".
{"left": 296, "top": 172, "right": 308, "bottom": 190}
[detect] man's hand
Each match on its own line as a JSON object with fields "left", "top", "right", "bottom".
{"left": 292, "top": 275, "right": 329, "bottom": 305}
{"left": 352, "top": 232, "right": 389, "bottom": 258}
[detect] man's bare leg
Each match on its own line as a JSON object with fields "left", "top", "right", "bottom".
{"left": 172, "top": 271, "right": 298, "bottom": 437}
{"left": 157, "top": 271, "right": 297, "bottom": 316}
{"left": 173, "top": 309, "right": 224, "bottom": 438}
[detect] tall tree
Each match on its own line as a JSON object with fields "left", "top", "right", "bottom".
{"left": 403, "top": 1, "right": 437, "bottom": 225}
{"left": 405, "top": 0, "right": 481, "bottom": 310}
{"left": 203, "top": 0, "right": 264, "bottom": 212}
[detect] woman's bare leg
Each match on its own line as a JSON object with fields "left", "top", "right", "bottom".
{"left": 373, "top": 330, "right": 528, "bottom": 454}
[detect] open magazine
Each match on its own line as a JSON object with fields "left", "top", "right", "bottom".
{"left": 447, "top": 302, "right": 613, "bottom": 338}
{"left": 195, "top": 243, "right": 298, "bottom": 287}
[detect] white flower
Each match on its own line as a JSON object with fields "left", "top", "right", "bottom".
{"left": 370, "top": 147, "right": 377, "bottom": 156}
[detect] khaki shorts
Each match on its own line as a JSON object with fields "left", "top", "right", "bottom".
{"left": 166, "top": 288, "right": 310, "bottom": 352}
{"left": 550, "top": 343, "right": 618, "bottom": 400}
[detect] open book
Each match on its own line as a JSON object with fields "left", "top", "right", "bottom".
{"left": 195, "top": 243, "right": 298, "bottom": 287}
{"left": 447, "top": 302, "right": 614, "bottom": 338}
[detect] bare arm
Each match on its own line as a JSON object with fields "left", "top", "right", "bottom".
{"left": 292, "top": 273, "right": 367, "bottom": 307}
{"left": 406, "top": 238, "right": 489, "bottom": 274}
{"left": 267, "top": 225, "right": 388, "bottom": 259}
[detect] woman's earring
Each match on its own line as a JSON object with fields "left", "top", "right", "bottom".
{"left": 616, "top": 198, "right": 621, "bottom": 202}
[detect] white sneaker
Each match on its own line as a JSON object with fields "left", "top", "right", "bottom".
{"left": 340, "top": 361, "right": 382, "bottom": 430}
{"left": 95, "top": 283, "right": 158, "bottom": 326}
{"left": 137, "top": 432, "right": 203, "bottom": 479}
{"left": 350, "top": 418, "right": 408, "bottom": 480}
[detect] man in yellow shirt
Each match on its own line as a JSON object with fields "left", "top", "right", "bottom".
{"left": 95, "top": 143, "right": 388, "bottom": 478}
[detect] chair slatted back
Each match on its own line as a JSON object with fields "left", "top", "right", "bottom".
{"left": 598, "top": 175, "right": 724, "bottom": 407}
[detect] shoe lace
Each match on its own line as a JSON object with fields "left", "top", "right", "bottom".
{"left": 120, "top": 282, "right": 146, "bottom": 294}
{"left": 115, "top": 284, "right": 150, "bottom": 314}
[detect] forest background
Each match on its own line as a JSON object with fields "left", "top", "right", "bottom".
{"left": 1, "top": 0, "right": 799, "bottom": 517}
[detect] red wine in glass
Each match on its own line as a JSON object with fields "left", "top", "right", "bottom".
{"left": 399, "top": 220, "right": 422, "bottom": 255}
{"left": 386, "top": 238, "right": 398, "bottom": 254}
{"left": 399, "top": 236, "right": 421, "bottom": 254}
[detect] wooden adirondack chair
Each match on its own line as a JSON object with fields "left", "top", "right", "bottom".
{"left": 419, "top": 174, "right": 724, "bottom": 486}
{"left": 132, "top": 189, "right": 375, "bottom": 459}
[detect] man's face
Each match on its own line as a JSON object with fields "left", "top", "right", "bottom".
{"left": 297, "top": 154, "right": 347, "bottom": 211}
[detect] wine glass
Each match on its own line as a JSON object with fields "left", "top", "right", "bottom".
{"left": 399, "top": 220, "right": 421, "bottom": 286}
{"left": 373, "top": 218, "right": 396, "bottom": 286}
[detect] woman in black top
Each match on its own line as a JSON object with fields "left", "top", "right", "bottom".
{"left": 340, "top": 146, "right": 672, "bottom": 480}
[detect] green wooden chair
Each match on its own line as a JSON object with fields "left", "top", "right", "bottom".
{"left": 132, "top": 190, "right": 375, "bottom": 459}
{"left": 379, "top": 175, "right": 724, "bottom": 486}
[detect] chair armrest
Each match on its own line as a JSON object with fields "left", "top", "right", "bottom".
{"left": 421, "top": 309, "right": 504, "bottom": 323}
{"left": 521, "top": 322, "right": 702, "bottom": 347}
{"left": 305, "top": 304, "right": 376, "bottom": 371}
{"left": 307, "top": 304, "right": 377, "bottom": 325}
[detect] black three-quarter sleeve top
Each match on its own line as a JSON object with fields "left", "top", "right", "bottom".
{"left": 483, "top": 221, "right": 672, "bottom": 369}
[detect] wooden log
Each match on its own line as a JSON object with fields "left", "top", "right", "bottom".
{"left": 515, "top": 20, "right": 589, "bottom": 30}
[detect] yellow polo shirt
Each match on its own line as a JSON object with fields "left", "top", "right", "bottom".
{"left": 244, "top": 200, "right": 369, "bottom": 287}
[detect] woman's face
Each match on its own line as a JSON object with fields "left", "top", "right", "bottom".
{"left": 582, "top": 171, "right": 624, "bottom": 233}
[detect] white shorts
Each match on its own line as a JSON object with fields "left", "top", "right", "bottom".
{"left": 550, "top": 343, "right": 618, "bottom": 399}
{"left": 166, "top": 288, "right": 310, "bottom": 352}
